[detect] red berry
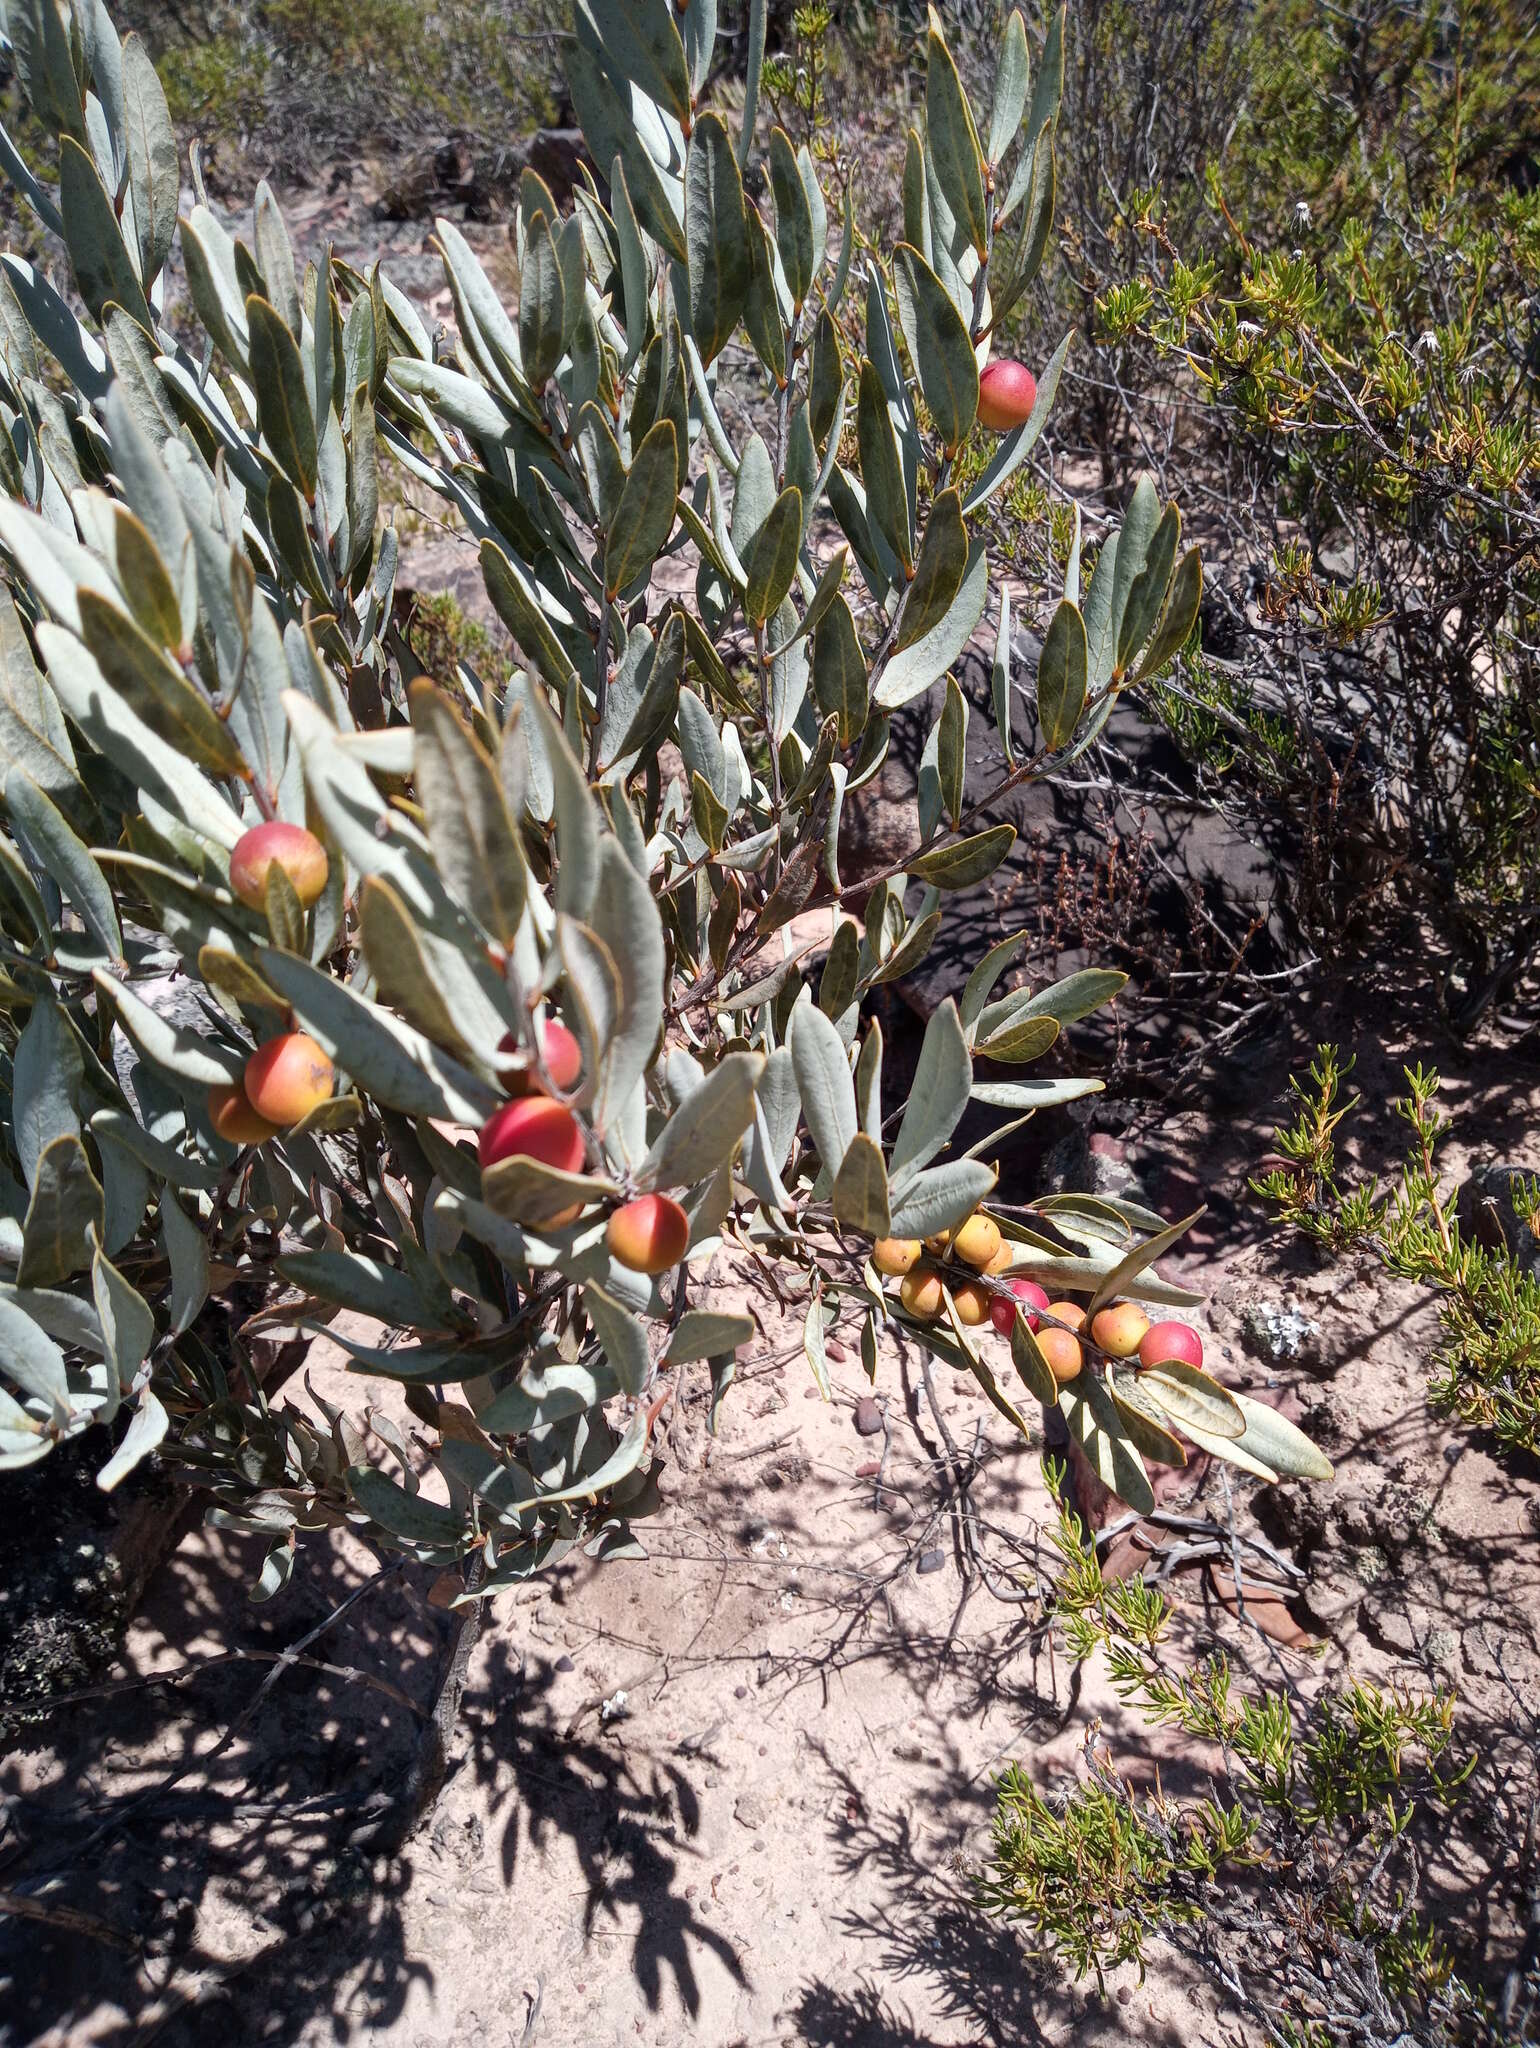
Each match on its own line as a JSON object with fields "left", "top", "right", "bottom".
{"left": 990, "top": 1278, "right": 1049, "bottom": 1337}
{"left": 1138, "top": 1320, "right": 1204, "bottom": 1372}
{"left": 977, "top": 360, "right": 1038, "bottom": 432}
{"left": 229, "top": 822, "right": 329, "bottom": 912}
{"left": 478, "top": 1095, "right": 587, "bottom": 1176}
{"left": 496, "top": 1019, "right": 583, "bottom": 1095}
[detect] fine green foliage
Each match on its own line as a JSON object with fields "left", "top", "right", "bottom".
{"left": 980, "top": 1461, "right": 1489, "bottom": 2040}
{"left": 1255, "top": 1045, "right": 1540, "bottom": 1458}
{"left": 130, "top": 0, "right": 565, "bottom": 151}
{"left": 1072, "top": 0, "right": 1540, "bottom": 1006}
{"left": 0, "top": 0, "right": 1328, "bottom": 1593}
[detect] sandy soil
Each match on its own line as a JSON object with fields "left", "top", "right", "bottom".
{"left": 5, "top": 985, "right": 1539, "bottom": 2048}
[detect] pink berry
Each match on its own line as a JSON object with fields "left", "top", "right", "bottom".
{"left": 1138, "top": 1320, "right": 1204, "bottom": 1372}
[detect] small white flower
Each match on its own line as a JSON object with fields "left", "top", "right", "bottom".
{"left": 1417, "top": 329, "right": 1439, "bottom": 355}
{"left": 1292, "top": 200, "right": 1311, "bottom": 231}
{"left": 1237, "top": 320, "right": 1263, "bottom": 339}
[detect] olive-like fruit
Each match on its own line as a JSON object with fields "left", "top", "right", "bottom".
{"left": 1036, "top": 1327, "right": 1084, "bottom": 1382}
{"left": 496, "top": 1018, "right": 583, "bottom": 1095}
{"left": 477, "top": 1095, "right": 587, "bottom": 1176}
{"left": 207, "top": 1082, "right": 279, "bottom": 1147}
{"left": 243, "top": 1032, "right": 335, "bottom": 1126}
{"left": 229, "top": 822, "right": 329, "bottom": 912}
{"left": 1090, "top": 1302, "right": 1151, "bottom": 1359}
{"left": 990, "top": 1278, "right": 1049, "bottom": 1338}
{"left": 900, "top": 1265, "right": 945, "bottom": 1321}
{"left": 952, "top": 1214, "right": 1002, "bottom": 1270}
{"left": 977, "top": 360, "right": 1038, "bottom": 432}
{"left": 951, "top": 1280, "right": 992, "bottom": 1327}
{"left": 607, "top": 1193, "right": 690, "bottom": 1275}
{"left": 1139, "top": 1320, "right": 1204, "bottom": 1372}
{"left": 872, "top": 1237, "right": 923, "bottom": 1276}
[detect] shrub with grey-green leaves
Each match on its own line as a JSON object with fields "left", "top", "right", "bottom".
{"left": 0, "top": 0, "right": 1328, "bottom": 1601}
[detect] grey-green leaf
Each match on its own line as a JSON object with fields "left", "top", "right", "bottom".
{"left": 19, "top": 1135, "right": 104, "bottom": 1288}
{"left": 1059, "top": 1372, "right": 1155, "bottom": 1514}
{"left": 925, "top": 11, "right": 988, "bottom": 255}
{"left": 58, "top": 137, "right": 153, "bottom": 333}
{"left": 873, "top": 537, "right": 988, "bottom": 710}
{"left": 1085, "top": 1206, "right": 1206, "bottom": 1318}
{"left": 665, "top": 1310, "right": 755, "bottom": 1366}
{"left": 1226, "top": 1388, "right": 1334, "bottom": 1480}
{"left": 857, "top": 358, "right": 912, "bottom": 573}
{"left": 121, "top": 33, "right": 179, "bottom": 288}
{"left": 888, "top": 1157, "right": 996, "bottom": 1239}
{"left": 744, "top": 487, "right": 802, "bottom": 626}
{"left": 911, "top": 823, "right": 1016, "bottom": 891}
{"left": 583, "top": 1281, "right": 651, "bottom": 1398}
{"left": 606, "top": 419, "right": 680, "bottom": 598}
{"left": 686, "top": 111, "right": 749, "bottom": 367}
{"left": 247, "top": 293, "right": 318, "bottom": 498}
{"left": 1134, "top": 547, "right": 1203, "bottom": 682}
{"left": 1036, "top": 597, "right": 1087, "bottom": 750}
{"left": 768, "top": 126, "right": 814, "bottom": 306}
{"left": 1137, "top": 1358, "right": 1246, "bottom": 1442}
{"left": 789, "top": 999, "right": 857, "bottom": 1177}
{"left": 987, "top": 10, "right": 1031, "bottom": 165}
{"left": 831, "top": 1132, "right": 891, "bottom": 1236}
{"left": 890, "top": 997, "right": 971, "bottom": 1182}
{"left": 408, "top": 679, "right": 527, "bottom": 945}
{"left": 5, "top": 771, "right": 122, "bottom": 963}
{"left": 897, "top": 489, "right": 969, "bottom": 654}
{"left": 519, "top": 212, "right": 566, "bottom": 389}
{"left": 812, "top": 594, "right": 868, "bottom": 747}
{"left": 642, "top": 1050, "right": 765, "bottom": 1189}
{"left": 893, "top": 244, "right": 978, "bottom": 449}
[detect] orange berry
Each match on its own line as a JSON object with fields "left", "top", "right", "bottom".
{"left": 242, "top": 1032, "right": 334, "bottom": 1126}
{"left": 1037, "top": 1327, "right": 1084, "bottom": 1382}
{"left": 984, "top": 1241, "right": 1014, "bottom": 1275}
{"left": 872, "top": 1237, "right": 922, "bottom": 1276}
{"left": 977, "top": 360, "right": 1038, "bottom": 432}
{"left": 229, "top": 822, "right": 329, "bottom": 912}
{"left": 923, "top": 1228, "right": 954, "bottom": 1255}
{"left": 951, "top": 1279, "right": 992, "bottom": 1326}
{"left": 1091, "top": 1302, "right": 1151, "bottom": 1359}
{"left": 607, "top": 1194, "right": 690, "bottom": 1275}
{"left": 207, "top": 1081, "right": 278, "bottom": 1147}
{"left": 952, "top": 1214, "right": 1002, "bottom": 1270}
{"left": 900, "top": 1265, "right": 945, "bottom": 1321}
{"left": 1045, "top": 1300, "right": 1086, "bottom": 1332}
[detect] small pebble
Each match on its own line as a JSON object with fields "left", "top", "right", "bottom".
{"left": 854, "top": 1459, "right": 881, "bottom": 1479}
{"left": 555, "top": 1654, "right": 574, "bottom": 1673}
{"left": 852, "top": 1395, "right": 883, "bottom": 1436}
{"left": 826, "top": 1339, "right": 849, "bottom": 1362}
{"left": 916, "top": 1548, "right": 946, "bottom": 1575}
